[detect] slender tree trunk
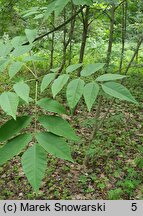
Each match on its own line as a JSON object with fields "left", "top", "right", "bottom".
{"left": 50, "top": 12, "right": 55, "bottom": 69}
{"left": 56, "top": 6, "right": 76, "bottom": 77}
{"left": 119, "top": 0, "right": 128, "bottom": 73}
{"left": 105, "top": 4, "right": 116, "bottom": 73}
{"left": 77, "top": 6, "right": 90, "bottom": 76}
{"left": 124, "top": 37, "right": 143, "bottom": 75}
{"left": 68, "top": 4, "right": 76, "bottom": 65}
{"left": 63, "top": 8, "right": 67, "bottom": 67}
{"left": 55, "top": 8, "right": 67, "bottom": 76}
{"left": 73, "top": 6, "right": 90, "bottom": 114}
{"left": 83, "top": 96, "right": 103, "bottom": 168}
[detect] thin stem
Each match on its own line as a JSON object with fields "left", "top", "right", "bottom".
{"left": 24, "top": 64, "right": 38, "bottom": 79}
{"left": 90, "top": 96, "right": 103, "bottom": 140}
{"left": 31, "top": 57, "right": 39, "bottom": 135}
{"left": 30, "top": 51, "right": 37, "bottom": 77}
{"left": 25, "top": 79, "right": 36, "bottom": 83}
{"left": 97, "top": 99, "right": 115, "bottom": 130}
{"left": 25, "top": 57, "right": 38, "bottom": 134}
{"left": 34, "top": 81, "right": 38, "bottom": 134}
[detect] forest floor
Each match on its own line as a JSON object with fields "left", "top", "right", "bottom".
{"left": 0, "top": 72, "right": 143, "bottom": 200}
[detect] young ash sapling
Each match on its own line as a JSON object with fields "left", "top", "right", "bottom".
{"left": 0, "top": 0, "right": 139, "bottom": 193}
{"left": 0, "top": 29, "right": 78, "bottom": 193}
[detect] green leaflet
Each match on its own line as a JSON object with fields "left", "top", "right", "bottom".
{"left": 83, "top": 82, "right": 100, "bottom": 112}
{"left": 54, "top": 0, "right": 70, "bottom": 17}
{"left": 101, "top": 82, "right": 138, "bottom": 104}
{"left": 12, "top": 44, "right": 33, "bottom": 57}
{"left": 25, "top": 29, "right": 37, "bottom": 44}
{"left": 81, "top": 63, "right": 105, "bottom": 77}
{"left": 34, "top": 14, "right": 44, "bottom": 20}
{"left": 0, "top": 116, "right": 32, "bottom": 142}
{"left": 23, "top": 56, "right": 46, "bottom": 62}
{"left": 96, "top": 74, "right": 126, "bottom": 82}
{"left": 37, "top": 98, "right": 67, "bottom": 114}
{"left": 0, "top": 59, "right": 10, "bottom": 73}
{"left": 22, "top": 143, "right": 47, "bottom": 193}
{"left": 52, "top": 74, "right": 69, "bottom": 98}
{"left": 66, "top": 78, "right": 85, "bottom": 109}
{"left": 13, "top": 82, "right": 30, "bottom": 103}
{"left": 11, "top": 36, "right": 27, "bottom": 48}
{"left": 44, "top": 1, "right": 56, "bottom": 20}
{"left": 36, "top": 132, "right": 73, "bottom": 162}
{"left": 41, "top": 73, "right": 56, "bottom": 93}
{"left": 50, "top": 67, "right": 60, "bottom": 73}
{"left": 9, "top": 61, "right": 23, "bottom": 78}
{"left": 44, "top": 0, "right": 70, "bottom": 19}
{"left": 38, "top": 115, "right": 79, "bottom": 141}
{"left": 66, "top": 64, "right": 82, "bottom": 73}
{"left": 0, "top": 92, "right": 19, "bottom": 119}
{"left": 0, "top": 43, "right": 13, "bottom": 57}
{"left": 0, "top": 133, "right": 32, "bottom": 166}
{"left": 22, "top": 8, "right": 39, "bottom": 18}
{"left": 72, "top": 0, "right": 93, "bottom": 5}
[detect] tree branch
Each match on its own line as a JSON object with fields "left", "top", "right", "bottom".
{"left": 115, "top": 0, "right": 126, "bottom": 10}
{"left": 23, "top": 5, "right": 86, "bottom": 45}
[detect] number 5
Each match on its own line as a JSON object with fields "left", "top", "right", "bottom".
{"left": 131, "top": 203, "right": 137, "bottom": 211}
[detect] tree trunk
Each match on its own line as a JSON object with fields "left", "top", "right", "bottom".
{"left": 105, "top": 4, "right": 116, "bottom": 73}
{"left": 77, "top": 6, "right": 90, "bottom": 76}
{"left": 56, "top": 6, "right": 76, "bottom": 77}
{"left": 68, "top": 4, "right": 76, "bottom": 65}
{"left": 119, "top": 0, "right": 128, "bottom": 73}
{"left": 50, "top": 12, "right": 55, "bottom": 69}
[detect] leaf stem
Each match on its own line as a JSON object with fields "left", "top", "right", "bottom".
{"left": 24, "top": 64, "right": 38, "bottom": 80}
{"left": 25, "top": 79, "right": 36, "bottom": 83}
{"left": 34, "top": 80, "right": 38, "bottom": 134}
{"left": 30, "top": 51, "right": 38, "bottom": 77}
